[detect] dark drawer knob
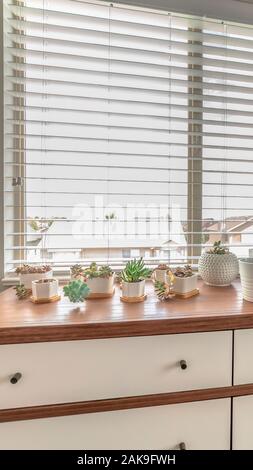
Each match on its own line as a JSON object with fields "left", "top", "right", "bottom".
{"left": 179, "top": 442, "right": 186, "bottom": 450}
{"left": 10, "top": 372, "right": 22, "bottom": 384}
{"left": 180, "top": 360, "right": 187, "bottom": 370}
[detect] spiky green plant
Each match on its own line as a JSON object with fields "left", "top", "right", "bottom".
{"left": 14, "top": 284, "right": 30, "bottom": 300}
{"left": 83, "top": 262, "right": 113, "bottom": 279}
{"left": 154, "top": 281, "right": 175, "bottom": 301}
{"left": 207, "top": 241, "right": 229, "bottom": 255}
{"left": 63, "top": 280, "right": 90, "bottom": 303}
{"left": 121, "top": 258, "right": 152, "bottom": 283}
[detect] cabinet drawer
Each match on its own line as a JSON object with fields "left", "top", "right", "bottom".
{"left": 233, "top": 395, "right": 253, "bottom": 449}
{"left": 0, "top": 331, "right": 232, "bottom": 409}
{"left": 234, "top": 329, "right": 253, "bottom": 385}
{"left": 0, "top": 398, "right": 230, "bottom": 450}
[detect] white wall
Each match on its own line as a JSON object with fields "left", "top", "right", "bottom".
{"left": 109, "top": 0, "right": 253, "bottom": 25}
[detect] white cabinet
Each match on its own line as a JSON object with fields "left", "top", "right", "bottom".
{"left": 233, "top": 395, "right": 253, "bottom": 449}
{"left": 234, "top": 329, "right": 253, "bottom": 385}
{"left": 0, "top": 331, "right": 232, "bottom": 409}
{"left": 0, "top": 398, "right": 231, "bottom": 450}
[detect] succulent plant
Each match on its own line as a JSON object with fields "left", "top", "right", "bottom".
{"left": 121, "top": 258, "right": 152, "bottom": 283}
{"left": 174, "top": 265, "right": 193, "bottom": 278}
{"left": 70, "top": 264, "right": 85, "bottom": 278}
{"left": 14, "top": 284, "right": 30, "bottom": 300}
{"left": 154, "top": 281, "right": 175, "bottom": 301}
{"left": 207, "top": 241, "right": 229, "bottom": 255}
{"left": 63, "top": 280, "right": 90, "bottom": 303}
{"left": 154, "top": 264, "right": 170, "bottom": 271}
{"left": 15, "top": 264, "right": 52, "bottom": 274}
{"left": 83, "top": 262, "right": 113, "bottom": 279}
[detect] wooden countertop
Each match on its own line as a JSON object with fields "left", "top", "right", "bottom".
{"left": 1, "top": 280, "right": 253, "bottom": 344}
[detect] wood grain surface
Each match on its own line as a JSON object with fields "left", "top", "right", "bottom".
{"left": 0, "top": 280, "right": 253, "bottom": 344}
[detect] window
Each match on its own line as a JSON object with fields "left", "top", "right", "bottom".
{"left": 3, "top": 0, "right": 253, "bottom": 277}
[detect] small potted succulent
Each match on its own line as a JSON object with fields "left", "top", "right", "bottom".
{"left": 32, "top": 278, "right": 59, "bottom": 302}
{"left": 70, "top": 264, "right": 84, "bottom": 280}
{"left": 198, "top": 241, "right": 239, "bottom": 287}
{"left": 82, "top": 262, "right": 115, "bottom": 298}
{"left": 173, "top": 265, "right": 198, "bottom": 296}
{"left": 152, "top": 263, "right": 171, "bottom": 283}
{"left": 15, "top": 264, "right": 53, "bottom": 289}
{"left": 121, "top": 258, "right": 152, "bottom": 302}
{"left": 63, "top": 279, "right": 90, "bottom": 303}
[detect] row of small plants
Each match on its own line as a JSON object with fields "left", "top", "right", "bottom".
{"left": 14, "top": 259, "right": 195, "bottom": 303}
{"left": 14, "top": 241, "right": 240, "bottom": 303}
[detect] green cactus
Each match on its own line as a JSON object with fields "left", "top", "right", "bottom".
{"left": 63, "top": 280, "right": 90, "bottom": 303}
{"left": 121, "top": 258, "right": 152, "bottom": 283}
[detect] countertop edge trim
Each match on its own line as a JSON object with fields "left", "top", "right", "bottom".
{"left": 2, "top": 315, "right": 253, "bottom": 344}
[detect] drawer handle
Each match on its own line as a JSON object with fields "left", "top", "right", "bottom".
{"left": 179, "top": 360, "right": 187, "bottom": 370}
{"left": 10, "top": 372, "right": 22, "bottom": 384}
{"left": 179, "top": 442, "right": 186, "bottom": 450}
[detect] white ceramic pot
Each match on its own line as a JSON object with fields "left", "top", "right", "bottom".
{"left": 85, "top": 274, "right": 115, "bottom": 295}
{"left": 32, "top": 278, "right": 59, "bottom": 300}
{"left": 20, "top": 270, "right": 53, "bottom": 289}
{"left": 239, "top": 258, "right": 253, "bottom": 302}
{"left": 152, "top": 269, "right": 169, "bottom": 284}
{"left": 173, "top": 273, "right": 198, "bottom": 294}
{"left": 198, "top": 252, "right": 238, "bottom": 286}
{"left": 122, "top": 280, "right": 145, "bottom": 298}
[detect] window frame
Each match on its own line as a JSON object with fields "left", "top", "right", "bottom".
{"left": 1, "top": 0, "right": 253, "bottom": 283}
{"left": 0, "top": 0, "right": 4, "bottom": 289}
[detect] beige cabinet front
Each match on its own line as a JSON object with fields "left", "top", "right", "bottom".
{"left": 233, "top": 395, "right": 253, "bottom": 449}
{"left": 234, "top": 329, "right": 253, "bottom": 385}
{"left": 0, "top": 331, "right": 232, "bottom": 409}
{"left": 0, "top": 398, "right": 231, "bottom": 450}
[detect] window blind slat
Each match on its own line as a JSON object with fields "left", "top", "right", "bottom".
{"left": 7, "top": 75, "right": 253, "bottom": 108}
{"left": 8, "top": 62, "right": 253, "bottom": 94}
{"left": 8, "top": 47, "right": 253, "bottom": 82}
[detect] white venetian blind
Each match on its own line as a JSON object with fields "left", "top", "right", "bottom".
{"left": 3, "top": 0, "right": 253, "bottom": 275}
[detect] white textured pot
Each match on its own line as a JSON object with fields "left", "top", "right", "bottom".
{"left": 122, "top": 280, "right": 145, "bottom": 298}
{"left": 86, "top": 274, "right": 115, "bottom": 295}
{"left": 198, "top": 252, "right": 238, "bottom": 286}
{"left": 20, "top": 270, "right": 53, "bottom": 289}
{"left": 32, "top": 278, "right": 58, "bottom": 300}
{"left": 239, "top": 258, "right": 253, "bottom": 302}
{"left": 173, "top": 274, "right": 198, "bottom": 294}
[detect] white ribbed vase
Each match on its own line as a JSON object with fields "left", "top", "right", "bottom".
{"left": 198, "top": 252, "right": 239, "bottom": 286}
{"left": 239, "top": 258, "right": 253, "bottom": 302}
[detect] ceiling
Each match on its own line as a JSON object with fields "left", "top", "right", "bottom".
{"left": 111, "top": 0, "right": 253, "bottom": 25}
